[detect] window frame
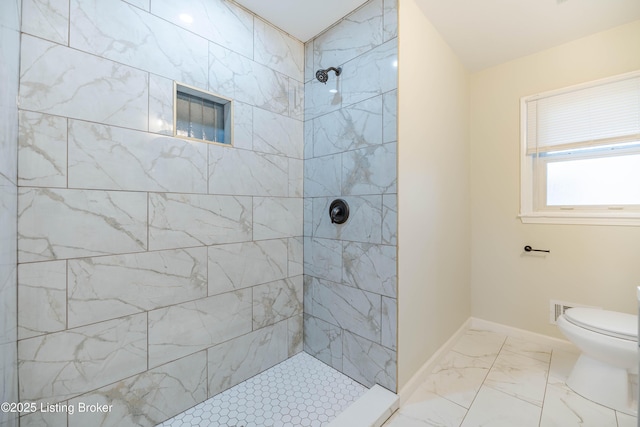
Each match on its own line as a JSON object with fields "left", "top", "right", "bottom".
{"left": 519, "top": 70, "right": 640, "bottom": 226}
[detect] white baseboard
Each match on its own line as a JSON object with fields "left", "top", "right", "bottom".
{"left": 470, "top": 317, "right": 577, "bottom": 353}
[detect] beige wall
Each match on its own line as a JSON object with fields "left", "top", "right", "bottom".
{"left": 397, "top": 0, "right": 471, "bottom": 390}
{"left": 470, "top": 20, "right": 640, "bottom": 339}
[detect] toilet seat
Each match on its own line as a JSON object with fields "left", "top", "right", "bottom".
{"left": 564, "top": 308, "right": 637, "bottom": 341}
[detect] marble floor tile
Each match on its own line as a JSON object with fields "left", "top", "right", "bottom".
{"left": 484, "top": 351, "right": 550, "bottom": 407}
{"left": 383, "top": 328, "right": 637, "bottom": 427}
{"left": 616, "top": 411, "right": 638, "bottom": 427}
{"left": 422, "top": 350, "right": 492, "bottom": 409}
{"left": 451, "top": 329, "right": 506, "bottom": 362}
{"left": 547, "top": 349, "right": 580, "bottom": 382}
{"left": 501, "top": 336, "right": 552, "bottom": 363}
{"left": 539, "top": 379, "right": 618, "bottom": 427}
{"left": 386, "top": 386, "right": 467, "bottom": 427}
{"left": 460, "top": 386, "right": 541, "bottom": 427}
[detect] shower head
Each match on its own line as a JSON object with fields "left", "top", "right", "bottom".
{"left": 316, "top": 67, "right": 342, "bottom": 84}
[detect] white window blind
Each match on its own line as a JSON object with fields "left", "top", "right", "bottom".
{"left": 525, "top": 73, "right": 640, "bottom": 155}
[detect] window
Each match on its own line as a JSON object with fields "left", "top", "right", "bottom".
{"left": 174, "top": 82, "right": 232, "bottom": 145}
{"left": 520, "top": 71, "right": 640, "bottom": 225}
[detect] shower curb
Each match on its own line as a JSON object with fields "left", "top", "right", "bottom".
{"left": 326, "top": 385, "right": 399, "bottom": 427}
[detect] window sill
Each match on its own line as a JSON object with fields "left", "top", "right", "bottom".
{"left": 519, "top": 212, "right": 640, "bottom": 226}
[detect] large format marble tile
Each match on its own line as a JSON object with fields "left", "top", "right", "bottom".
{"left": 383, "top": 0, "right": 398, "bottom": 42}
{"left": 207, "top": 321, "right": 288, "bottom": 397}
{"left": 343, "top": 331, "right": 396, "bottom": 391}
{"left": 70, "top": 0, "right": 208, "bottom": 88}
{"left": 484, "top": 350, "right": 549, "bottom": 407}
{"left": 287, "top": 314, "right": 303, "bottom": 357}
{"left": 312, "top": 196, "right": 383, "bottom": 244}
{"left": 313, "top": 0, "right": 383, "bottom": 70}
{"left": 289, "top": 157, "right": 304, "bottom": 198}
{"left": 20, "top": 411, "right": 67, "bottom": 427}
{"left": 451, "top": 329, "right": 506, "bottom": 361}
{"left": 67, "top": 351, "right": 207, "bottom": 427}
{"left": 616, "top": 412, "right": 638, "bottom": 427}
{"left": 0, "top": 5, "right": 20, "bottom": 185}
{"left": 0, "top": 342, "right": 17, "bottom": 425}
{"left": 19, "top": 35, "right": 148, "bottom": 132}
{"left": 343, "top": 242, "right": 396, "bottom": 297}
{"left": 208, "top": 239, "right": 288, "bottom": 295}
{"left": 303, "top": 314, "right": 342, "bottom": 371}
{"left": 232, "top": 101, "right": 253, "bottom": 150}
{"left": 312, "top": 96, "right": 383, "bottom": 158}
{"left": 148, "top": 74, "right": 174, "bottom": 136}
{"left": 288, "top": 237, "right": 304, "bottom": 277}
{"left": 340, "top": 39, "right": 398, "bottom": 107}
{"left": 289, "top": 78, "right": 305, "bottom": 121}
{"left": 382, "top": 194, "right": 398, "bottom": 245}
{"left": 18, "top": 261, "right": 66, "bottom": 339}
{"left": 253, "top": 107, "right": 303, "bottom": 159}
{"left": 0, "top": 176, "right": 17, "bottom": 346}
{"left": 123, "top": 0, "right": 148, "bottom": 10}
{"left": 304, "top": 40, "right": 314, "bottom": 83}
{"left": 548, "top": 348, "right": 580, "bottom": 382}
{"left": 253, "top": 197, "right": 303, "bottom": 240}
{"left": 386, "top": 386, "right": 467, "bottom": 427}
{"left": 151, "top": 0, "right": 253, "bottom": 59}
{"left": 501, "top": 336, "right": 552, "bottom": 363}
{"left": 381, "top": 296, "right": 397, "bottom": 350}
{"left": 208, "top": 145, "right": 288, "bottom": 197}
{"left": 460, "top": 386, "right": 541, "bottom": 427}
{"left": 539, "top": 378, "right": 618, "bottom": 427}
{"left": 21, "top": 0, "right": 68, "bottom": 51}
{"left": 148, "top": 290, "right": 252, "bottom": 368}
{"left": 304, "top": 154, "right": 342, "bottom": 197}
{"left": 383, "top": 90, "right": 397, "bottom": 143}
{"left": 68, "top": 120, "right": 208, "bottom": 193}
{"left": 209, "top": 42, "right": 289, "bottom": 115}
{"left": 18, "top": 111, "right": 67, "bottom": 188}
{"left": 18, "top": 314, "right": 147, "bottom": 403}
{"left": 306, "top": 277, "right": 381, "bottom": 342}
{"left": 304, "top": 77, "right": 343, "bottom": 121}
{"left": 342, "top": 143, "right": 397, "bottom": 195}
{"left": 18, "top": 188, "right": 148, "bottom": 262}
{"left": 68, "top": 247, "right": 207, "bottom": 327}
{"left": 252, "top": 276, "right": 303, "bottom": 329}
{"left": 148, "top": 192, "right": 252, "bottom": 250}
{"left": 254, "top": 18, "right": 304, "bottom": 80}
{"left": 303, "top": 237, "right": 343, "bottom": 283}
{"left": 422, "top": 350, "right": 492, "bottom": 409}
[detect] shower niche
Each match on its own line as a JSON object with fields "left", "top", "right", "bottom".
{"left": 174, "top": 82, "right": 233, "bottom": 146}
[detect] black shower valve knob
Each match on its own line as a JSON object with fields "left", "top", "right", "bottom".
{"left": 329, "top": 199, "right": 349, "bottom": 224}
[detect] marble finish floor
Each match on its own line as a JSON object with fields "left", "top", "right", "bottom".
{"left": 157, "top": 351, "right": 366, "bottom": 427}
{"left": 384, "top": 329, "right": 637, "bottom": 427}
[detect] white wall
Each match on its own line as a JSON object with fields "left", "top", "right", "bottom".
{"left": 470, "top": 20, "right": 640, "bottom": 339}
{"left": 397, "top": 0, "right": 471, "bottom": 390}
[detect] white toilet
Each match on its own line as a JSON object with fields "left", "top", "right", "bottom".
{"left": 557, "top": 307, "right": 638, "bottom": 415}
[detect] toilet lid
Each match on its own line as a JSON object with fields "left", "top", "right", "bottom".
{"left": 564, "top": 308, "right": 638, "bottom": 341}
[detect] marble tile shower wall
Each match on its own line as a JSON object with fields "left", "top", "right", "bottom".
{"left": 302, "top": 0, "right": 399, "bottom": 392}
{"left": 0, "top": 1, "right": 20, "bottom": 427}
{"left": 16, "top": 0, "right": 304, "bottom": 425}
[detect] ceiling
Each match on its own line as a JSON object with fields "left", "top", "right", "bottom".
{"left": 235, "top": 0, "right": 640, "bottom": 71}
{"left": 234, "top": 0, "right": 368, "bottom": 42}
{"left": 415, "top": 0, "right": 640, "bottom": 71}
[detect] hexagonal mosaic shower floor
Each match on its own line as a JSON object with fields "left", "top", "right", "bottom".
{"left": 157, "top": 352, "right": 367, "bottom": 427}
